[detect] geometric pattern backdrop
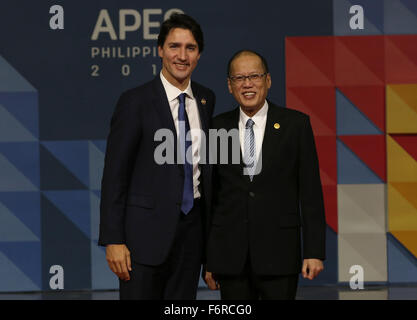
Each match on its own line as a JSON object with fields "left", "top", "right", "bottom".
{"left": 287, "top": 0, "right": 417, "bottom": 284}
{"left": 1, "top": 0, "right": 417, "bottom": 292}
{"left": 0, "top": 55, "right": 42, "bottom": 292}
{"left": 0, "top": 0, "right": 334, "bottom": 292}
{"left": 0, "top": 54, "right": 115, "bottom": 291}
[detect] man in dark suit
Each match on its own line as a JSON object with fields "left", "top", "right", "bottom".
{"left": 205, "top": 50, "right": 326, "bottom": 300}
{"left": 98, "top": 13, "right": 215, "bottom": 300}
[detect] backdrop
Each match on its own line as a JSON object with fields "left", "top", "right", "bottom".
{"left": 0, "top": 0, "right": 416, "bottom": 292}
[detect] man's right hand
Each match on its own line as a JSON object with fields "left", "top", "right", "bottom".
{"left": 204, "top": 271, "right": 220, "bottom": 290}
{"left": 106, "top": 244, "right": 132, "bottom": 281}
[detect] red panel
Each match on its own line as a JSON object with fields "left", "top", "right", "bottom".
{"left": 390, "top": 134, "right": 417, "bottom": 162}
{"left": 287, "top": 87, "right": 336, "bottom": 135}
{"left": 286, "top": 37, "right": 334, "bottom": 87}
{"left": 335, "top": 36, "right": 385, "bottom": 86}
{"left": 385, "top": 35, "right": 417, "bottom": 84}
{"left": 338, "top": 86, "right": 385, "bottom": 133}
{"left": 314, "top": 135, "right": 338, "bottom": 233}
{"left": 287, "top": 90, "right": 333, "bottom": 136}
{"left": 339, "top": 135, "right": 386, "bottom": 182}
{"left": 315, "top": 136, "right": 337, "bottom": 185}
{"left": 323, "top": 184, "right": 338, "bottom": 233}
{"left": 320, "top": 168, "right": 337, "bottom": 186}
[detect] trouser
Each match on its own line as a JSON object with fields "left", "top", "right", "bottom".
{"left": 217, "top": 256, "right": 299, "bottom": 300}
{"left": 119, "top": 199, "right": 203, "bottom": 300}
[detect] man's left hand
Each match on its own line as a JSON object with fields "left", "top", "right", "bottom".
{"left": 302, "top": 259, "right": 324, "bottom": 280}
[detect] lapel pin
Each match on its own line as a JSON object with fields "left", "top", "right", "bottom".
{"left": 274, "top": 123, "right": 280, "bottom": 129}
{"left": 201, "top": 98, "right": 207, "bottom": 105}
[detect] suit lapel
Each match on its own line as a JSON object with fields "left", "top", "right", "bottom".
{"left": 222, "top": 107, "right": 249, "bottom": 183}
{"left": 254, "top": 102, "right": 285, "bottom": 181}
{"left": 220, "top": 102, "right": 286, "bottom": 183}
{"left": 151, "top": 77, "right": 182, "bottom": 170}
{"left": 191, "top": 82, "right": 209, "bottom": 135}
{"left": 152, "top": 76, "right": 178, "bottom": 141}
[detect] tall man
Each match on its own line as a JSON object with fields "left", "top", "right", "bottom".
{"left": 98, "top": 13, "right": 215, "bottom": 300}
{"left": 205, "top": 50, "right": 326, "bottom": 300}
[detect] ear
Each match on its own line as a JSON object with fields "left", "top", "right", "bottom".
{"left": 158, "top": 46, "right": 163, "bottom": 58}
{"left": 227, "top": 78, "right": 233, "bottom": 94}
{"left": 266, "top": 73, "right": 272, "bottom": 89}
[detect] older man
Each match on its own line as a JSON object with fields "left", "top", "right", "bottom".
{"left": 205, "top": 50, "right": 326, "bottom": 300}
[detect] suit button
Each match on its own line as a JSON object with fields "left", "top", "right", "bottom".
{"left": 249, "top": 192, "right": 255, "bottom": 198}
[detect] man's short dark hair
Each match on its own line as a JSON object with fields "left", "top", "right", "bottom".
{"left": 227, "top": 50, "right": 269, "bottom": 76}
{"left": 158, "top": 13, "right": 204, "bottom": 53}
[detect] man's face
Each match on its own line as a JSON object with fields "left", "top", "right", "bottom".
{"left": 158, "top": 28, "right": 200, "bottom": 87}
{"left": 228, "top": 54, "right": 271, "bottom": 115}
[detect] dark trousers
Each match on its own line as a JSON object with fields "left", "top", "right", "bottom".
{"left": 217, "top": 257, "right": 299, "bottom": 300}
{"left": 119, "top": 200, "right": 203, "bottom": 300}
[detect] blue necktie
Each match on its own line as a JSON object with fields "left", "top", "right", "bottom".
{"left": 243, "top": 118, "right": 256, "bottom": 181}
{"left": 178, "top": 93, "right": 194, "bottom": 214}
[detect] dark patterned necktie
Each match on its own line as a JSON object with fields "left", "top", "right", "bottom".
{"left": 178, "top": 93, "right": 193, "bottom": 214}
{"left": 244, "top": 118, "right": 256, "bottom": 181}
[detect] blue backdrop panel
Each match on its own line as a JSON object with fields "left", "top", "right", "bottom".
{"left": 39, "top": 144, "right": 87, "bottom": 190}
{"left": 336, "top": 89, "right": 382, "bottom": 135}
{"left": 42, "top": 141, "right": 90, "bottom": 188}
{"left": 0, "top": 143, "right": 40, "bottom": 188}
{"left": 0, "top": 92, "right": 39, "bottom": 138}
{"left": 384, "top": 0, "right": 417, "bottom": 34}
{"left": 387, "top": 233, "right": 417, "bottom": 283}
{"left": 0, "top": 242, "right": 42, "bottom": 289}
{"left": 0, "top": 0, "right": 333, "bottom": 140}
{"left": 334, "top": 0, "right": 384, "bottom": 35}
{"left": 43, "top": 190, "right": 91, "bottom": 239}
{"left": 41, "top": 194, "right": 92, "bottom": 290}
{"left": 0, "top": 192, "right": 41, "bottom": 239}
{"left": 337, "top": 139, "right": 384, "bottom": 184}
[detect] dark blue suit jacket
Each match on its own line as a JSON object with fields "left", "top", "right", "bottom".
{"left": 98, "top": 76, "right": 215, "bottom": 266}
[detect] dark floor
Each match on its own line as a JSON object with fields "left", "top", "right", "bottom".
{"left": 0, "top": 285, "right": 416, "bottom": 300}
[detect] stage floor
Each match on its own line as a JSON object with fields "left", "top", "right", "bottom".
{"left": 0, "top": 285, "right": 416, "bottom": 300}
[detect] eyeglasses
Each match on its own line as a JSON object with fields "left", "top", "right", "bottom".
{"left": 229, "top": 73, "right": 267, "bottom": 84}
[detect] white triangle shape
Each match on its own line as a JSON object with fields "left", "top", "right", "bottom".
{"left": 338, "top": 184, "right": 386, "bottom": 234}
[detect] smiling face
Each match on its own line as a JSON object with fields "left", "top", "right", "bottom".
{"left": 158, "top": 27, "right": 201, "bottom": 90}
{"left": 228, "top": 53, "right": 271, "bottom": 117}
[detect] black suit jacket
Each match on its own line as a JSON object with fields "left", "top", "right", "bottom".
{"left": 206, "top": 101, "right": 326, "bottom": 275}
{"left": 98, "top": 76, "right": 215, "bottom": 266}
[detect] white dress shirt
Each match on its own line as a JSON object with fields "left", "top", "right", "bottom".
{"left": 160, "top": 71, "right": 202, "bottom": 199}
{"left": 239, "top": 100, "right": 269, "bottom": 164}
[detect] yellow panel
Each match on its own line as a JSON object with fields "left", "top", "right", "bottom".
{"left": 391, "top": 182, "right": 417, "bottom": 210}
{"left": 386, "top": 85, "right": 417, "bottom": 133}
{"left": 388, "top": 183, "right": 417, "bottom": 232}
{"left": 391, "top": 231, "right": 417, "bottom": 258}
{"left": 387, "top": 135, "right": 417, "bottom": 182}
{"left": 390, "top": 84, "right": 417, "bottom": 113}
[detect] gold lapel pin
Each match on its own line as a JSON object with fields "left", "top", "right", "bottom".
{"left": 201, "top": 98, "right": 207, "bottom": 105}
{"left": 274, "top": 123, "right": 280, "bottom": 129}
